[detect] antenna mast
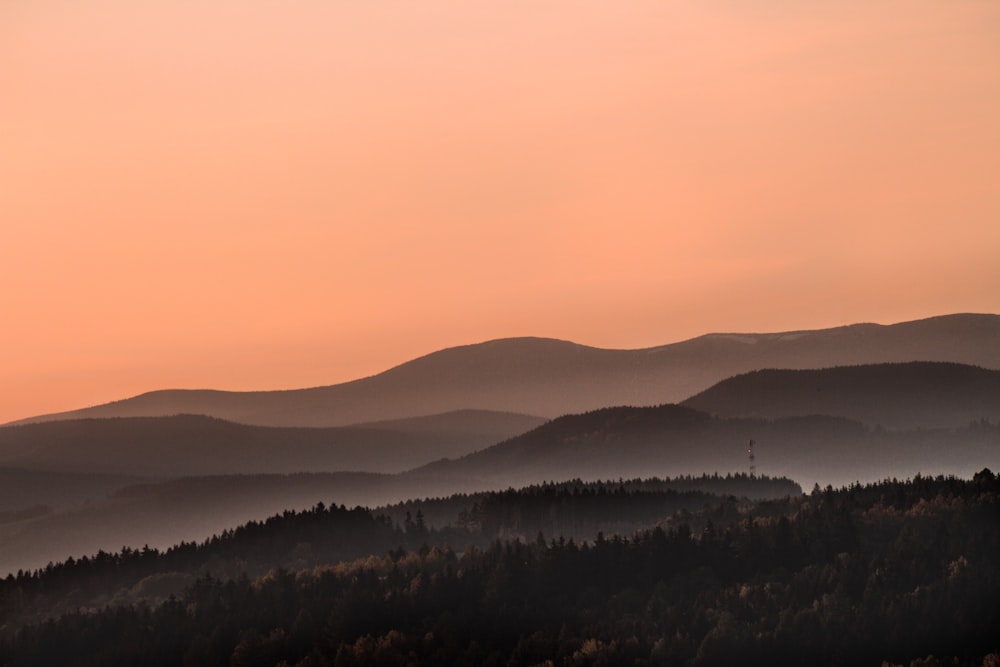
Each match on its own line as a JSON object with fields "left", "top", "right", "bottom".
{"left": 747, "top": 438, "right": 756, "bottom": 477}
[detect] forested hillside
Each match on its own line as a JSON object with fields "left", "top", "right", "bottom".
{"left": 413, "top": 404, "right": 1000, "bottom": 490}
{"left": 1, "top": 472, "right": 997, "bottom": 666}
{"left": 0, "top": 475, "right": 795, "bottom": 634}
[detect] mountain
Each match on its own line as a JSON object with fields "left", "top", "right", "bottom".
{"left": 0, "top": 473, "right": 798, "bottom": 577}
{"left": 10, "top": 313, "right": 999, "bottom": 427}
{"left": 0, "top": 472, "right": 402, "bottom": 577}
{"left": 411, "top": 404, "right": 1000, "bottom": 492}
{"left": 682, "top": 362, "right": 1000, "bottom": 429}
{"left": 0, "top": 410, "right": 546, "bottom": 478}
{"left": 1, "top": 404, "right": 995, "bottom": 576}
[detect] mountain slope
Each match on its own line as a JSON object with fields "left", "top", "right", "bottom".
{"left": 0, "top": 411, "right": 545, "bottom": 478}
{"left": 2, "top": 403, "right": 995, "bottom": 576}
{"left": 10, "top": 313, "right": 999, "bottom": 427}
{"left": 0, "top": 474, "right": 796, "bottom": 585}
{"left": 411, "top": 404, "right": 1000, "bottom": 491}
{"left": 1, "top": 404, "right": 995, "bottom": 576}
{"left": 682, "top": 362, "right": 1000, "bottom": 429}
{"left": 0, "top": 472, "right": 397, "bottom": 577}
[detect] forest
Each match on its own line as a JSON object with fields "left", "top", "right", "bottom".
{"left": 1, "top": 471, "right": 997, "bottom": 666}
{"left": 0, "top": 475, "right": 794, "bottom": 631}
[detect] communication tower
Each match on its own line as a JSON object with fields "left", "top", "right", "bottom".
{"left": 747, "top": 438, "right": 756, "bottom": 477}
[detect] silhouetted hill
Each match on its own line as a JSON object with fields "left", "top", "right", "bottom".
{"left": 0, "top": 411, "right": 544, "bottom": 478}
{"left": 0, "top": 472, "right": 400, "bottom": 576}
{"left": 412, "top": 404, "right": 1000, "bottom": 491}
{"left": 0, "top": 473, "right": 796, "bottom": 578}
{"left": 10, "top": 313, "right": 998, "bottom": 427}
{"left": 1, "top": 404, "right": 996, "bottom": 576}
{"left": 682, "top": 362, "right": 1000, "bottom": 429}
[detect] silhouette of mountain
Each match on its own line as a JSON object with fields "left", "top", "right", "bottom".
{"left": 411, "top": 404, "right": 1000, "bottom": 492}
{"left": 0, "top": 411, "right": 545, "bottom": 478}
{"left": 682, "top": 362, "right": 1000, "bottom": 429}
{"left": 0, "top": 474, "right": 797, "bottom": 588}
{"left": 10, "top": 313, "right": 998, "bottom": 427}
{"left": 0, "top": 472, "right": 397, "bottom": 577}
{"left": 1, "top": 406, "right": 995, "bottom": 576}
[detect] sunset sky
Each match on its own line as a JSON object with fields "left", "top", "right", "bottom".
{"left": 2, "top": 0, "right": 998, "bottom": 423}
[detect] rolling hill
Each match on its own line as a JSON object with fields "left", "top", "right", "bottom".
{"left": 0, "top": 472, "right": 805, "bottom": 578}
{"left": 411, "top": 404, "right": 1000, "bottom": 492}
{"left": 682, "top": 362, "right": 1000, "bottom": 429}
{"left": 1, "top": 404, "right": 995, "bottom": 576}
{"left": 0, "top": 410, "right": 545, "bottom": 479}
{"left": 9, "top": 313, "right": 998, "bottom": 427}
{"left": 0, "top": 472, "right": 399, "bottom": 577}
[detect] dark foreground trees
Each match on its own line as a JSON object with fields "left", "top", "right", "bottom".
{"left": 1, "top": 472, "right": 998, "bottom": 666}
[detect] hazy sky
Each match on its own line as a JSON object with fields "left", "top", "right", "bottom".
{"left": 2, "top": 0, "right": 998, "bottom": 423}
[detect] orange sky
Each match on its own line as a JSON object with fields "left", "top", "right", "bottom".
{"left": 2, "top": 0, "right": 998, "bottom": 423}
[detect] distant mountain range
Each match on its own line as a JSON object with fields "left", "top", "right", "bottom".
{"left": 2, "top": 403, "right": 995, "bottom": 575}
{"left": 9, "top": 313, "right": 998, "bottom": 427}
{"left": 0, "top": 410, "right": 545, "bottom": 479}
{"left": 3, "top": 361, "right": 994, "bottom": 483}
{"left": 683, "top": 362, "right": 1000, "bottom": 429}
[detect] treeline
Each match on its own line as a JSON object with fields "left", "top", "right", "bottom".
{"left": 2, "top": 471, "right": 998, "bottom": 665}
{"left": 0, "top": 475, "right": 795, "bottom": 634}
{"left": 380, "top": 473, "right": 801, "bottom": 536}
{"left": 0, "top": 505, "right": 397, "bottom": 635}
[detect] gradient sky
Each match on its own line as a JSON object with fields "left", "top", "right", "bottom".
{"left": 2, "top": 0, "right": 998, "bottom": 423}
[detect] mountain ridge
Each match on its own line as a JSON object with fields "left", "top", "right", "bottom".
{"left": 0, "top": 410, "right": 546, "bottom": 479}
{"left": 682, "top": 361, "right": 1000, "bottom": 429}
{"left": 2, "top": 404, "right": 995, "bottom": 577}
{"left": 8, "top": 313, "right": 998, "bottom": 428}
{"left": 408, "top": 403, "right": 1000, "bottom": 492}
